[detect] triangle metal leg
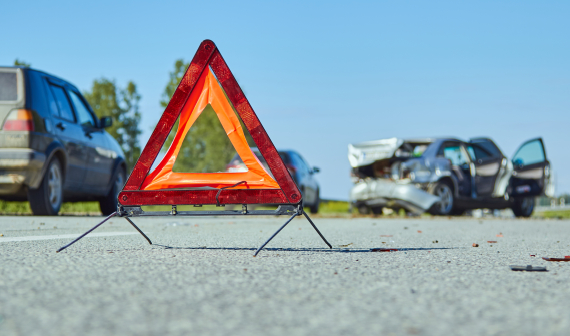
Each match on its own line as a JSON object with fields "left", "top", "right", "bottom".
{"left": 254, "top": 209, "right": 333, "bottom": 256}
{"left": 254, "top": 212, "right": 298, "bottom": 256}
{"left": 124, "top": 217, "right": 152, "bottom": 245}
{"left": 303, "top": 212, "right": 332, "bottom": 249}
{"left": 56, "top": 212, "right": 152, "bottom": 253}
{"left": 56, "top": 211, "right": 117, "bottom": 253}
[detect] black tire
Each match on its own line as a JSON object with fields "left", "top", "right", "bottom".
{"left": 370, "top": 206, "right": 383, "bottom": 215}
{"left": 357, "top": 204, "right": 370, "bottom": 215}
{"left": 309, "top": 189, "right": 320, "bottom": 214}
{"left": 99, "top": 168, "right": 125, "bottom": 216}
{"left": 511, "top": 197, "right": 534, "bottom": 218}
{"left": 429, "top": 180, "right": 455, "bottom": 216}
{"left": 28, "top": 158, "right": 63, "bottom": 216}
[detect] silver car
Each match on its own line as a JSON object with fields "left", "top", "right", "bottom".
{"left": 348, "top": 137, "right": 553, "bottom": 217}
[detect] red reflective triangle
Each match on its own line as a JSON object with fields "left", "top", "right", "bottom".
{"left": 119, "top": 40, "right": 301, "bottom": 206}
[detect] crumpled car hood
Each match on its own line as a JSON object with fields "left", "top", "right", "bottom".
{"left": 348, "top": 137, "right": 404, "bottom": 168}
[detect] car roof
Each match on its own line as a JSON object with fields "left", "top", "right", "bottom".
{"left": 0, "top": 66, "right": 80, "bottom": 91}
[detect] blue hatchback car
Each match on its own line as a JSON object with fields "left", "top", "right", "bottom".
{"left": 0, "top": 66, "right": 126, "bottom": 215}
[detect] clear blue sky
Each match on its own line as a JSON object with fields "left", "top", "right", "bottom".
{"left": 2, "top": 0, "right": 569, "bottom": 200}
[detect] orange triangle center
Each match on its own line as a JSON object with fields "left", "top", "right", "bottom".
{"left": 141, "top": 68, "right": 279, "bottom": 190}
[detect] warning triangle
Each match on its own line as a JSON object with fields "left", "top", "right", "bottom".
{"left": 119, "top": 40, "right": 301, "bottom": 206}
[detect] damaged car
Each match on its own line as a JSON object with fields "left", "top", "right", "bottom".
{"left": 348, "top": 137, "right": 553, "bottom": 217}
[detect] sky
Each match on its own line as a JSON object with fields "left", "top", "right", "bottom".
{"left": 2, "top": 0, "right": 569, "bottom": 200}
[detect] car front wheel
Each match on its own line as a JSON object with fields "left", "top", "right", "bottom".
{"left": 99, "top": 168, "right": 125, "bottom": 216}
{"left": 28, "top": 158, "right": 63, "bottom": 216}
{"left": 429, "top": 180, "right": 455, "bottom": 216}
{"left": 511, "top": 197, "right": 534, "bottom": 218}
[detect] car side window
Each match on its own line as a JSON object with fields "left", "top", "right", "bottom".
{"left": 470, "top": 139, "right": 502, "bottom": 158}
{"left": 512, "top": 139, "right": 545, "bottom": 166}
{"left": 49, "top": 84, "right": 75, "bottom": 122}
{"left": 68, "top": 90, "right": 96, "bottom": 127}
{"left": 439, "top": 144, "right": 469, "bottom": 166}
{"left": 466, "top": 144, "right": 492, "bottom": 161}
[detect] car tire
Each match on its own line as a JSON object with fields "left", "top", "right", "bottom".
{"left": 28, "top": 158, "right": 63, "bottom": 216}
{"left": 511, "top": 197, "right": 534, "bottom": 218}
{"left": 99, "top": 168, "right": 125, "bottom": 216}
{"left": 309, "top": 189, "right": 320, "bottom": 214}
{"left": 429, "top": 180, "right": 455, "bottom": 216}
{"left": 370, "top": 206, "right": 383, "bottom": 215}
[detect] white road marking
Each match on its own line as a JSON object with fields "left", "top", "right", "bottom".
{"left": 0, "top": 232, "right": 140, "bottom": 243}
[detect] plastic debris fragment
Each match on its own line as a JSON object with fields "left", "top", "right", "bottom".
{"left": 371, "top": 248, "right": 398, "bottom": 252}
{"left": 542, "top": 256, "right": 570, "bottom": 262}
{"left": 510, "top": 265, "right": 547, "bottom": 272}
{"left": 472, "top": 243, "right": 479, "bottom": 247}
{"left": 487, "top": 241, "right": 497, "bottom": 243}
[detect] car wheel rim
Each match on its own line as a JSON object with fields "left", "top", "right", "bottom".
{"left": 47, "top": 163, "right": 62, "bottom": 209}
{"left": 435, "top": 185, "right": 453, "bottom": 214}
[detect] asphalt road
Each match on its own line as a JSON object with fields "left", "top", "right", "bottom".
{"left": 1, "top": 215, "right": 569, "bottom": 336}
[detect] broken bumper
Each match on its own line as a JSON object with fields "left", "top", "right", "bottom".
{"left": 350, "top": 179, "right": 440, "bottom": 213}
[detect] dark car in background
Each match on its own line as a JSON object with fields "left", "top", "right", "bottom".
{"left": 0, "top": 66, "right": 126, "bottom": 215}
{"left": 349, "top": 137, "right": 553, "bottom": 217}
{"left": 226, "top": 149, "right": 321, "bottom": 213}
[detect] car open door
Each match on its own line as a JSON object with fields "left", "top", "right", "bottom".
{"left": 510, "top": 138, "right": 550, "bottom": 197}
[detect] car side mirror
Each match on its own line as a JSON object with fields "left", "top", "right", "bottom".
{"left": 312, "top": 166, "right": 320, "bottom": 174}
{"left": 100, "top": 117, "right": 112, "bottom": 128}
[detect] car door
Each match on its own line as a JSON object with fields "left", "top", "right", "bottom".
{"left": 466, "top": 141, "right": 503, "bottom": 197}
{"left": 510, "top": 138, "right": 550, "bottom": 197}
{"left": 45, "top": 80, "right": 88, "bottom": 191}
{"left": 437, "top": 142, "right": 473, "bottom": 198}
{"left": 66, "top": 89, "right": 113, "bottom": 195}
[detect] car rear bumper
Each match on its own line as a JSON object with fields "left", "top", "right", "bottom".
{"left": 350, "top": 179, "right": 440, "bottom": 213}
{"left": 0, "top": 148, "right": 46, "bottom": 195}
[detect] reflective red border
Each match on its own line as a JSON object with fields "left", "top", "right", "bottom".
{"left": 120, "top": 40, "right": 301, "bottom": 206}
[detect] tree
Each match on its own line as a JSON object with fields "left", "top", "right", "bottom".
{"left": 14, "top": 59, "right": 31, "bottom": 68}
{"left": 84, "top": 79, "right": 142, "bottom": 172}
{"left": 160, "top": 59, "right": 254, "bottom": 173}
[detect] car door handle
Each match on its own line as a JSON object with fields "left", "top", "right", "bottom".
{"left": 56, "top": 122, "right": 66, "bottom": 131}
{"left": 84, "top": 132, "right": 93, "bottom": 139}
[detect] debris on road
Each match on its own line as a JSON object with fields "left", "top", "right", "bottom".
{"left": 380, "top": 235, "right": 393, "bottom": 237}
{"left": 510, "top": 265, "right": 548, "bottom": 272}
{"left": 339, "top": 243, "right": 353, "bottom": 247}
{"left": 417, "top": 230, "right": 422, "bottom": 233}
{"left": 472, "top": 243, "right": 479, "bottom": 247}
{"left": 432, "top": 240, "right": 438, "bottom": 243}
{"left": 542, "top": 256, "right": 570, "bottom": 262}
{"left": 496, "top": 233, "right": 504, "bottom": 237}
{"left": 371, "top": 248, "right": 399, "bottom": 252}
{"left": 487, "top": 241, "right": 497, "bottom": 243}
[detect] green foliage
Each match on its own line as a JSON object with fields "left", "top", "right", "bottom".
{"left": 0, "top": 201, "right": 100, "bottom": 215}
{"left": 84, "top": 79, "right": 142, "bottom": 172}
{"left": 14, "top": 59, "right": 31, "bottom": 68}
{"left": 160, "top": 59, "right": 254, "bottom": 173}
